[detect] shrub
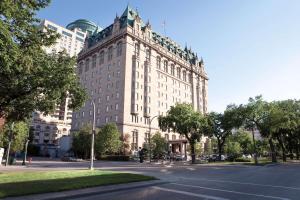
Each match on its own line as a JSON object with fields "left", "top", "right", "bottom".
{"left": 99, "top": 155, "right": 130, "bottom": 161}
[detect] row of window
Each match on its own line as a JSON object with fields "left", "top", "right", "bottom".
{"left": 78, "top": 42, "right": 123, "bottom": 74}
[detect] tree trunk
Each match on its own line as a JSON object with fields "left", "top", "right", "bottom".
{"left": 217, "top": 138, "right": 222, "bottom": 161}
{"left": 190, "top": 141, "right": 196, "bottom": 164}
{"left": 269, "top": 138, "right": 277, "bottom": 162}
{"left": 277, "top": 135, "right": 287, "bottom": 162}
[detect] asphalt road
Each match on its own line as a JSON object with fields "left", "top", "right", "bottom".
{"left": 2, "top": 159, "right": 300, "bottom": 200}
{"left": 73, "top": 162, "right": 300, "bottom": 200}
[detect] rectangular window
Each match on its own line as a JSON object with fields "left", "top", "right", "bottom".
{"left": 47, "top": 24, "right": 57, "bottom": 31}
{"left": 76, "top": 32, "right": 85, "bottom": 37}
{"left": 76, "top": 36, "right": 84, "bottom": 42}
{"left": 62, "top": 30, "right": 72, "bottom": 37}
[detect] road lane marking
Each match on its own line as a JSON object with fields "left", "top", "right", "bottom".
{"left": 152, "top": 186, "right": 229, "bottom": 200}
{"left": 170, "top": 183, "right": 291, "bottom": 200}
{"left": 176, "top": 177, "right": 300, "bottom": 191}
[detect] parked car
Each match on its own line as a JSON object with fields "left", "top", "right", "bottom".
{"left": 208, "top": 154, "right": 226, "bottom": 162}
{"left": 61, "top": 156, "right": 82, "bottom": 162}
{"left": 242, "top": 154, "right": 252, "bottom": 159}
{"left": 175, "top": 154, "right": 185, "bottom": 161}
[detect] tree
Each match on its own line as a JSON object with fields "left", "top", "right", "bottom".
{"left": 95, "top": 123, "right": 122, "bottom": 156}
{"left": 233, "top": 129, "right": 253, "bottom": 155}
{"left": 72, "top": 124, "right": 91, "bottom": 159}
{"left": 224, "top": 139, "right": 242, "bottom": 161}
{"left": 207, "top": 105, "right": 243, "bottom": 160}
{"left": 120, "top": 133, "right": 131, "bottom": 155}
{"left": 240, "top": 96, "right": 278, "bottom": 162}
{"left": 158, "top": 103, "right": 208, "bottom": 164}
{"left": 0, "top": 121, "right": 29, "bottom": 152}
{"left": 270, "top": 100, "right": 300, "bottom": 161}
{"left": 0, "top": 0, "right": 87, "bottom": 121}
{"left": 151, "top": 133, "right": 167, "bottom": 159}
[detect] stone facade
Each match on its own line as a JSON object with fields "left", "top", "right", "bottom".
{"left": 71, "top": 6, "right": 209, "bottom": 153}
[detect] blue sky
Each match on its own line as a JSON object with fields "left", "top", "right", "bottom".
{"left": 38, "top": 0, "right": 300, "bottom": 112}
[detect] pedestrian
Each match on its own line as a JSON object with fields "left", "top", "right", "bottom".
{"left": 138, "top": 147, "right": 144, "bottom": 163}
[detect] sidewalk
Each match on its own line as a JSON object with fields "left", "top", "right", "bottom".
{"left": 3, "top": 180, "right": 166, "bottom": 200}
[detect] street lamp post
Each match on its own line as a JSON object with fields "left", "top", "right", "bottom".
{"left": 89, "top": 100, "right": 96, "bottom": 170}
{"left": 5, "top": 122, "right": 14, "bottom": 166}
{"left": 149, "top": 115, "right": 158, "bottom": 163}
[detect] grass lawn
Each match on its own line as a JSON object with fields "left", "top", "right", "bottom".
{"left": 0, "top": 170, "right": 156, "bottom": 198}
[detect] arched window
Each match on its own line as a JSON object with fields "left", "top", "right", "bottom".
{"left": 134, "top": 43, "right": 140, "bottom": 56}
{"left": 163, "top": 60, "right": 168, "bottom": 73}
{"left": 156, "top": 56, "right": 161, "bottom": 69}
{"left": 171, "top": 64, "right": 175, "bottom": 76}
{"left": 92, "top": 54, "right": 97, "bottom": 68}
{"left": 177, "top": 67, "right": 181, "bottom": 79}
{"left": 183, "top": 70, "right": 187, "bottom": 82}
{"left": 117, "top": 42, "right": 122, "bottom": 56}
{"left": 85, "top": 58, "right": 90, "bottom": 72}
{"left": 99, "top": 51, "right": 104, "bottom": 64}
{"left": 108, "top": 46, "right": 113, "bottom": 61}
{"left": 132, "top": 130, "right": 138, "bottom": 150}
{"left": 146, "top": 48, "right": 151, "bottom": 61}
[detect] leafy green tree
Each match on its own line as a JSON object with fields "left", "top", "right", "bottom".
{"left": 72, "top": 124, "right": 91, "bottom": 159}
{"left": 159, "top": 103, "right": 208, "bottom": 164}
{"left": 207, "top": 105, "right": 243, "bottom": 160}
{"left": 151, "top": 133, "right": 167, "bottom": 159}
{"left": 0, "top": 0, "right": 87, "bottom": 121}
{"left": 224, "top": 139, "right": 242, "bottom": 160}
{"left": 95, "top": 123, "right": 122, "bottom": 156}
{"left": 0, "top": 121, "right": 29, "bottom": 152}
{"left": 233, "top": 129, "right": 253, "bottom": 155}
{"left": 240, "top": 96, "right": 278, "bottom": 162}
{"left": 270, "top": 100, "right": 300, "bottom": 161}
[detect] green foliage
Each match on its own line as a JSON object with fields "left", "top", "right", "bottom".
{"left": 224, "top": 140, "right": 242, "bottom": 158}
{"left": 158, "top": 103, "right": 208, "bottom": 163}
{"left": 72, "top": 124, "right": 91, "bottom": 159}
{"left": 0, "top": 0, "right": 87, "bottom": 121}
{"left": 0, "top": 121, "right": 29, "bottom": 152}
{"left": 207, "top": 105, "right": 243, "bottom": 159}
{"left": 151, "top": 132, "right": 167, "bottom": 159}
{"left": 95, "top": 123, "right": 122, "bottom": 156}
{"left": 232, "top": 129, "right": 253, "bottom": 155}
{"left": 195, "top": 142, "right": 203, "bottom": 156}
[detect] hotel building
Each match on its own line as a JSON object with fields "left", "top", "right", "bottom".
{"left": 71, "top": 6, "right": 208, "bottom": 154}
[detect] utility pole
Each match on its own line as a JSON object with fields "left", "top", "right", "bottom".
{"left": 149, "top": 115, "right": 158, "bottom": 163}
{"left": 89, "top": 100, "right": 96, "bottom": 170}
{"left": 5, "top": 122, "right": 14, "bottom": 166}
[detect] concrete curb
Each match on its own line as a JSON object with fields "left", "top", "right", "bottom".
{"left": 3, "top": 180, "right": 167, "bottom": 200}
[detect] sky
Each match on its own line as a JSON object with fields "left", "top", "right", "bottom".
{"left": 37, "top": 0, "right": 300, "bottom": 112}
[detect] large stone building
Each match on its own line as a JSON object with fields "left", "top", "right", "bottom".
{"left": 31, "top": 19, "right": 100, "bottom": 152}
{"left": 71, "top": 6, "right": 208, "bottom": 154}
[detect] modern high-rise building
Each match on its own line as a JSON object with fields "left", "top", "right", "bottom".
{"left": 31, "top": 19, "right": 100, "bottom": 151}
{"left": 71, "top": 6, "right": 208, "bottom": 155}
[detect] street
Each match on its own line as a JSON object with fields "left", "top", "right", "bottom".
{"left": 73, "top": 163, "right": 300, "bottom": 200}
{"left": 2, "top": 159, "right": 300, "bottom": 200}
